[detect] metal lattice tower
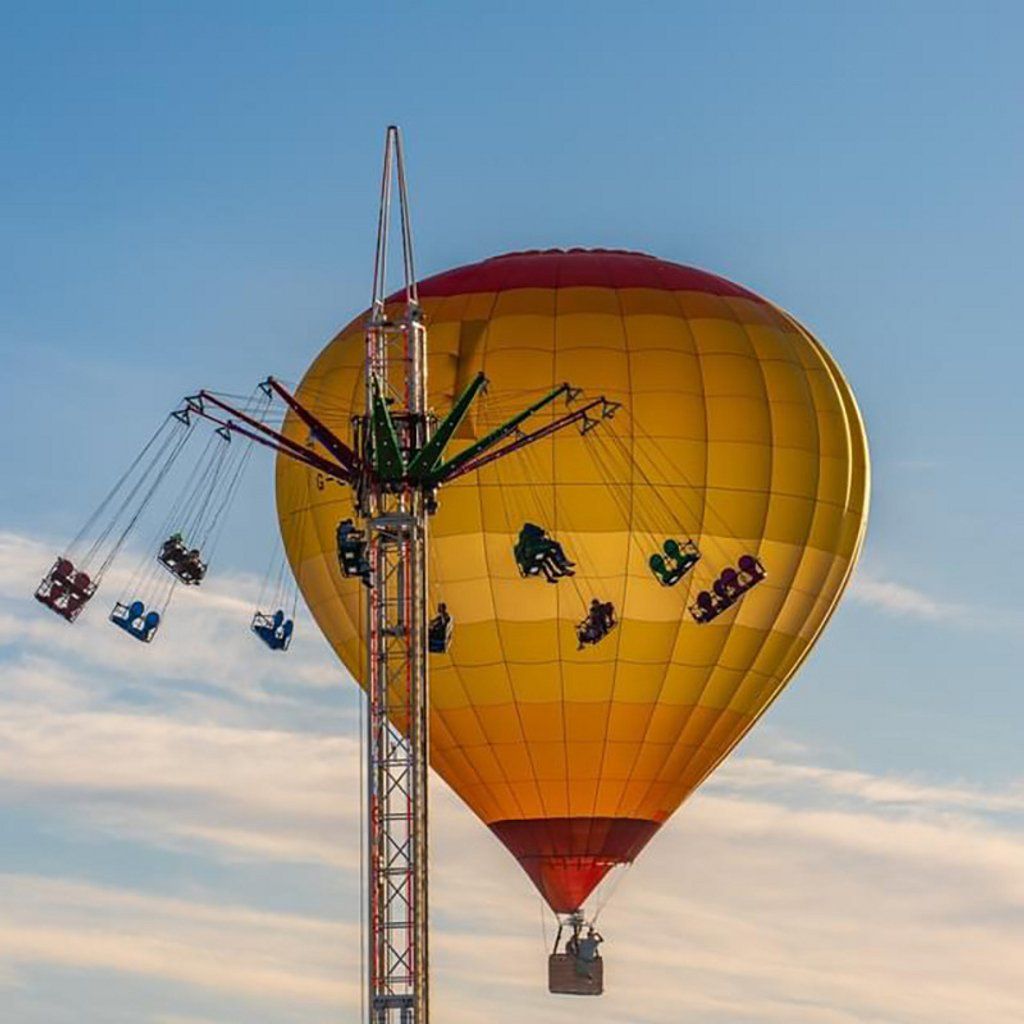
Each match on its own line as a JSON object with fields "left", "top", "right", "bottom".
{"left": 361, "top": 126, "right": 430, "bottom": 1024}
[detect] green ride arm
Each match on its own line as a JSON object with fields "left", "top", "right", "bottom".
{"left": 427, "top": 382, "right": 571, "bottom": 485}
{"left": 371, "top": 378, "right": 406, "bottom": 481}
{"left": 406, "top": 371, "right": 488, "bottom": 480}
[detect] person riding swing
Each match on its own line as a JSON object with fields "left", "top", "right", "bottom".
{"left": 514, "top": 523, "right": 575, "bottom": 583}
{"left": 577, "top": 598, "right": 616, "bottom": 649}
{"left": 428, "top": 602, "right": 453, "bottom": 654}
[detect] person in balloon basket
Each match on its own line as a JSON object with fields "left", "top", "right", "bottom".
{"left": 566, "top": 925, "right": 603, "bottom": 979}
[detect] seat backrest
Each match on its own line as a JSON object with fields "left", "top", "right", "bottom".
{"left": 738, "top": 554, "right": 763, "bottom": 578}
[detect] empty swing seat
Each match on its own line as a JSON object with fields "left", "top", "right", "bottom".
{"left": 110, "top": 600, "right": 161, "bottom": 643}
{"left": 737, "top": 553, "right": 767, "bottom": 586}
{"left": 251, "top": 609, "right": 293, "bottom": 651}
{"left": 158, "top": 535, "right": 207, "bottom": 585}
{"left": 336, "top": 519, "right": 370, "bottom": 583}
{"left": 34, "top": 557, "right": 96, "bottom": 622}
{"left": 690, "top": 555, "right": 767, "bottom": 623}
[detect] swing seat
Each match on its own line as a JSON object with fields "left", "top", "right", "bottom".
{"left": 548, "top": 953, "right": 604, "bottom": 996}
{"left": 251, "top": 609, "right": 293, "bottom": 651}
{"left": 664, "top": 538, "right": 700, "bottom": 572}
{"left": 110, "top": 600, "right": 160, "bottom": 643}
{"left": 689, "top": 555, "right": 767, "bottom": 623}
{"left": 650, "top": 540, "right": 701, "bottom": 587}
{"left": 738, "top": 554, "right": 767, "bottom": 586}
{"left": 690, "top": 588, "right": 733, "bottom": 623}
{"left": 576, "top": 603, "right": 616, "bottom": 649}
{"left": 514, "top": 522, "right": 574, "bottom": 579}
{"left": 158, "top": 535, "right": 207, "bottom": 585}
{"left": 514, "top": 542, "right": 547, "bottom": 577}
{"left": 336, "top": 520, "right": 371, "bottom": 582}
{"left": 428, "top": 615, "right": 453, "bottom": 654}
{"left": 34, "top": 558, "right": 96, "bottom": 622}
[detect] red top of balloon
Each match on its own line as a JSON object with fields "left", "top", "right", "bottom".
{"left": 411, "top": 248, "right": 766, "bottom": 301}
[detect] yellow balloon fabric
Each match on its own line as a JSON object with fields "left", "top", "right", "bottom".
{"left": 277, "top": 249, "right": 869, "bottom": 912}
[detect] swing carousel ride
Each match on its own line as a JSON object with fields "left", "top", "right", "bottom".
{"left": 33, "top": 127, "right": 869, "bottom": 1022}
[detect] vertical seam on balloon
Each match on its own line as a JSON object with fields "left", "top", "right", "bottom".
{"left": 552, "top": 258, "right": 573, "bottom": 830}
{"left": 606, "top": 268, "right": 717, "bottom": 823}
{"left": 812, "top": 330, "right": 871, "bottom": 531}
{"left": 585, "top": 269, "right": 637, "bottom": 842}
{"left": 802, "top": 324, "right": 869, "bottom": 520}
{"left": 691, "top": 307, "right": 784, "bottom": 771}
{"left": 470, "top": 287, "right": 551, "bottom": 823}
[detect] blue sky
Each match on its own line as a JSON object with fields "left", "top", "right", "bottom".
{"left": 1, "top": 3, "right": 1022, "bottom": 1022}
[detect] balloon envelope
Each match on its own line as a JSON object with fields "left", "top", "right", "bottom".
{"left": 277, "top": 249, "right": 869, "bottom": 912}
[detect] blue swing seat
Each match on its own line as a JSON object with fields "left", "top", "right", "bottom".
{"left": 110, "top": 600, "right": 161, "bottom": 643}
{"left": 252, "top": 609, "right": 294, "bottom": 651}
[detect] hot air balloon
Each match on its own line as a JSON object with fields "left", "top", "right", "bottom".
{"left": 276, "top": 248, "right": 869, "bottom": 918}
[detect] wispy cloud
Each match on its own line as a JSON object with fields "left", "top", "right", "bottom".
{"left": 849, "top": 572, "right": 965, "bottom": 621}
{"left": 0, "top": 874, "right": 355, "bottom": 1006}
{"left": 714, "top": 756, "right": 1024, "bottom": 816}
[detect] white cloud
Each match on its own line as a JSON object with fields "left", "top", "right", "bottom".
{"left": 0, "top": 874, "right": 355, "bottom": 1006}
{"left": 1, "top": 529, "right": 1024, "bottom": 1022}
{"left": 714, "top": 756, "right": 1024, "bottom": 815}
{"left": 849, "top": 573, "right": 965, "bottom": 621}
{"left": 0, "top": 699, "right": 362, "bottom": 869}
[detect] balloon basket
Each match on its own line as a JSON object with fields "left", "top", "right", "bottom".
{"left": 548, "top": 953, "right": 604, "bottom": 996}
